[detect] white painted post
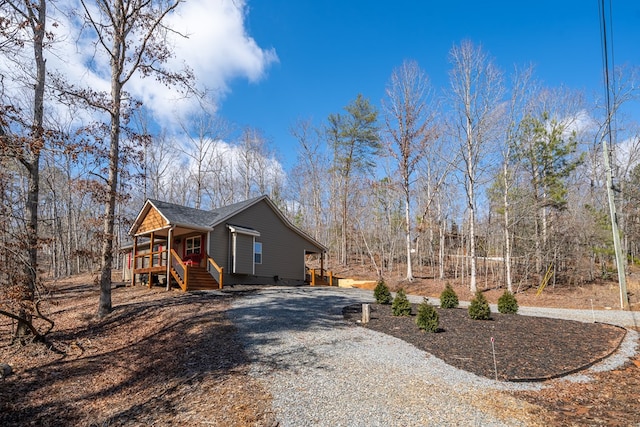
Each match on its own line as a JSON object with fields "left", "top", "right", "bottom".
{"left": 362, "top": 304, "right": 370, "bottom": 324}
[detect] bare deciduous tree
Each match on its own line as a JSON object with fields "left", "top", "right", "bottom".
{"left": 447, "top": 40, "right": 504, "bottom": 292}
{"left": 69, "top": 0, "right": 194, "bottom": 317}
{"left": 177, "top": 111, "right": 229, "bottom": 209}
{"left": 290, "top": 119, "right": 328, "bottom": 241}
{"left": 0, "top": 0, "right": 51, "bottom": 340}
{"left": 383, "top": 60, "right": 437, "bottom": 281}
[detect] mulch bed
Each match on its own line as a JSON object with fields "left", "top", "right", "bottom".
{"left": 343, "top": 303, "right": 627, "bottom": 382}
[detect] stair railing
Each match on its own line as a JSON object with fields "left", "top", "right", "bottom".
{"left": 207, "top": 256, "right": 224, "bottom": 289}
{"left": 170, "top": 249, "right": 188, "bottom": 291}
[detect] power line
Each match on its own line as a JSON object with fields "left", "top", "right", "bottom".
{"left": 598, "top": 0, "right": 629, "bottom": 310}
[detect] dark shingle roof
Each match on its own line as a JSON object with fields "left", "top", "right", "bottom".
{"left": 147, "top": 199, "right": 219, "bottom": 229}
{"left": 147, "top": 195, "right": 265, "bottom": 229}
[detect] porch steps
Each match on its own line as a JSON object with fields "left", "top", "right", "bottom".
{"left": 186, "top": 266, "right": 219, "bottom": 290}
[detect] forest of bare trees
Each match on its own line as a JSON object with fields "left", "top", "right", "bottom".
{"left": 289, "top": 45, "right": 640, "bottom": 301}
{"left": 0, "top": 0, "right": 639, "bottom": 340}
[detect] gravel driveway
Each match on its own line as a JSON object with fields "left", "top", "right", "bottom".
{"left": 227, "top": 287, "right": 638, "bottom": 427}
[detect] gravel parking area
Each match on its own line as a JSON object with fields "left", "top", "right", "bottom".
{"left": 227, "top": 287, "right": 638, "bottom": 427}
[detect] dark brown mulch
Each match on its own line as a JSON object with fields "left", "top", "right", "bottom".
{"left": 343, "top": 303, "right": 627, "bottom": 382}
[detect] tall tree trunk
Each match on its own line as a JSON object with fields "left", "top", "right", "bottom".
{"left": 404, "top": 194, "right": 413, "bottom": 280}
{"left": 98, "top": 29, "right": 123, "bottom": 317}
{"left": 341, "top": 179, "right": 348, "bottom": 266}
{"left": 502, "top": 161, "right": 513, "bottom": 292}
{"left": 466, "top": 135, "right": 477, "bottom": 293}
{"left": 16, "top": 0, "right": 46, "bottom": 338}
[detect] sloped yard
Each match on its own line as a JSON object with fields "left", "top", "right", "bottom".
{"left": 0, "top": 277, "right": 274, "bottom": 426}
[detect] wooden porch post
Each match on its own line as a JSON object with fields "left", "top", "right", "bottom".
{"left": 166, "top": 227, "right": 173, "bottom": 291}
{"left": 149, "top": 232, "right": 155, "bottom": 288}
{"left": 132, "top": 236, "right": 138, "bottom": 286}
{"left": 320, "top": 252, "right": 325, "bottom": 282}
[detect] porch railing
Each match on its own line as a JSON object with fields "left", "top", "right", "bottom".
{"left": 309, "top": 269, "right": 334, "bottom": 286}
{"left": 134, "top": 248, "right": 168, "bottom": 270}
{"left": 207, "top": 256, "right": 224, "bottom": 289}
{"left": 170, "top": 248, "right": 188, "bottom": 291}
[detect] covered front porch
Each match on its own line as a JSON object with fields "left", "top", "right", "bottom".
{"left": 131, "top": 224, "right": 223, "bottom": 292}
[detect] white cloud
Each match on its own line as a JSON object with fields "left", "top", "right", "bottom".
{"left": 127, "top": 0, "right": 278, "bottom": 125}
{"left": 617, "top": 135, "right": 640, "bottom": 174}
{"left": 44, "top": 0, "right": 277, "bottom": 127}
{"left": 563, "top": 109, "right": 598, "bottom": 136}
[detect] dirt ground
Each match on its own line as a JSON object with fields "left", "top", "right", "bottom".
{"left": 0, "top": 269, "right": 639, "bottom": 426}
{"left": 0, "top": 273, "right": 275, "bottom": 426}
{"left": 329, "top": 263, "right": 640, "bottom": 312}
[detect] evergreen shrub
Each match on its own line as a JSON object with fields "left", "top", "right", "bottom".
{"left": 416, "top": 298, "right": 439, "bottom": 332}
{"left": 392, "top": 288, "right": 412, "bottom": 316}
{"left": 468, "top": 290, "right": 491, "bottom": 320}
{"left": 373, "top": 279, "right": 392, "bottom": 304}
{"left": 439, "top": 283, "right": 459, "bottom": 309}
{"left": 497, "top": 290, "right": 519, "bottom": 314}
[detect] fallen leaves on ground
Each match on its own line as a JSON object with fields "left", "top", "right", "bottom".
{"left": 0, "top": 276, "right": 275, "bottom": 426}
{"left": 1, "top": 272, "right": 639, "bottom": 426}
{"left": 508, "top": 350, "right": 640, "bottom": 426}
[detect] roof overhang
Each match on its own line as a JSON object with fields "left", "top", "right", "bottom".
{"left": 227, "top": 224, "right": 261, "bottom": 237}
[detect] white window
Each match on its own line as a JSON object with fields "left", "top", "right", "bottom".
{"left": 185, "top": 236, "right": 201, "bottom": 256}
{"left": 254, "top": 241, "right": 262, "bottom": 264}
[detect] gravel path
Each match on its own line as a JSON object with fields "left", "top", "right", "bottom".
{"left": 227, "top": 287, "right": 639, "bottom": 427}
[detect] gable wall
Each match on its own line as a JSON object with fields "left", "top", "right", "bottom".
{"left": 208, "top": 199, "right": 323, "bottom": 282}
{"left": 137, "top": 207, "right": 168, "bottom": 234}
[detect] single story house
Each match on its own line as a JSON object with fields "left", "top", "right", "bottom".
{"left": 126, "top": 195, "right": 327, "bottom": 290}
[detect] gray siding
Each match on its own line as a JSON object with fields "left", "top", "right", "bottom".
{"left": 233, "top": 233, "right": 254, "bottom": 274}
{"left": 207, "top": 199, "right": 324, "bottom": 284}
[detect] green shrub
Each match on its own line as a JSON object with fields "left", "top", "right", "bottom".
{"left": 373, "top": 279, "right": 392, "bottom": 304}
{"left": 392, "top": 288, "right": 412, "bottom": 316}
{"left": 468, "top": 290, "right": 491, "bottom": 320}
{"left": 497, "top": 290, "right": 519, "bottom": 314}
{"left": 416, "top": 298, "right": 439, "bottom": 332}
{"left": 439, "top": 283, "right": 459, "bottom": 309}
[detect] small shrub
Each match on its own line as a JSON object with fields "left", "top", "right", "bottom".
{"left": 416, "top": 298, "right": 439, "bottom": 332}
{"left": 392, "top": 288, "right": 412, "bottom": 316}
{"left": 497, "top": 290, "right": 519, "bottom": 314}
{"left": 439, "top": 283, "right": 459, "bottom": 309}
{"left": 468, "top": 290, "right": 491, "bottom": 320}
{"left": 373, "top": 279, "right": 392, "bottom": 304}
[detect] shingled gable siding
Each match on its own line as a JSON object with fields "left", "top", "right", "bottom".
{"left": 137, "top": 207, "right": 168, "bottom": 234}
{"left": 207, "top": 199, "right": 323, "bottom": 284}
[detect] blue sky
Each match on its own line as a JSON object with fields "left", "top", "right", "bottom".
{"left": 218, "top": 0, "right": 640, "bottom": 169}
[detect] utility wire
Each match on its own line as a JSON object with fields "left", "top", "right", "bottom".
{"left": 598, "top": 0, "right": 629, "bottom": 309}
